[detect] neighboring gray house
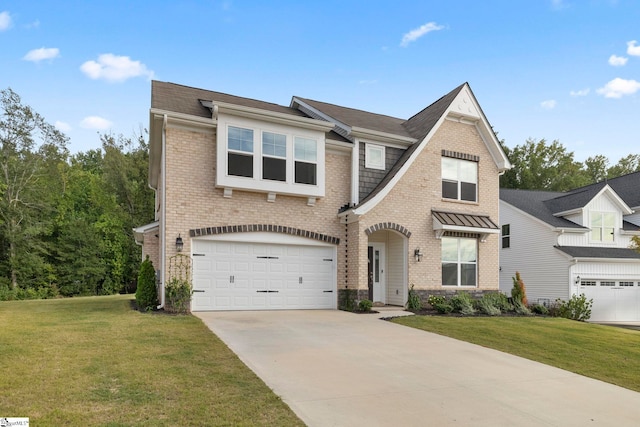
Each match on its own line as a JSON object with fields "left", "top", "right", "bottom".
{"left": 499, "top": 171, "right": 640, "bottom": 322}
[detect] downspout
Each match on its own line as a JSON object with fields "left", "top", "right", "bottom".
{"left": 158, "top": 114, "right": 168, "bottom": 309}
{"left": 351, "top": 138, "right": 359, "bottom": 205}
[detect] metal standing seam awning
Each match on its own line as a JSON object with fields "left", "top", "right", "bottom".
{"left": 431, "top": 210, "right": 500, "bottom": 242}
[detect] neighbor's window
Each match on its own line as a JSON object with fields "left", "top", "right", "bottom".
{"left": 441, "top": 237, "right": 477, "bottom": 287}
{"left": 294, "top": 136, "right": 317, "bottom": 185}
{"left": 591, "top": 212, "right": 615, "bottom": 242}
{"left": 501, "top": 224, "right": 510, "bottom": 249}
{"left": 365, "top": 143, "right": 385, "bottom": 170}
{"left": 262, "top": 131, "right": 287, "bottom": 182}
{"left": 227, "top": 126, "right": 254, "bottom": 178}
{"left": 442, "top": 157, "right": 477, "bottom": 202}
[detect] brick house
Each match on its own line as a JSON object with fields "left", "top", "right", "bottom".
{"left": 134, "top": 81, "right": 510, "bottom": 311}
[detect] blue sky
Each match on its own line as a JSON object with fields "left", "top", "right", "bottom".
{"left": 1, "top": 0, "right": 639, "bottom": 163}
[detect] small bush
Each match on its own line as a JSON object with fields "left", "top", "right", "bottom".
{"left": 476, "top": 295, "right": 501, "bottom": 316}
{"left": 433, "top": 302, "right": 454, "bottom": 314}
{"left": 427, "top": 295, "right": 446, "bottom": 307}
{"left": 511, "top": 271, "right": 528, "bottom": 306}
{"left": 136, "top": 256, "right": 157, "bottom": 311}
{"left": 165, "top": 278, "right": 192, "bottom": 314}
{"left": 358, "top": 299, "right": 373, "bottom": 312}
{"left": 555, "top": 294, "right": 593, "bottom": 321}
{"left": 407, "top": 284, "right": 422, "bottom": 311}
{"left": 482, "top": 292, "right": 513, "bottom": 312}
{"left": 513, "top": 300, "right": 531, "bottom": 315}
{"left": 451, "top": 292, "right": 476, "bottom": 315}
{"left": 531, "top": 304, "right": 549, "bottom": 315}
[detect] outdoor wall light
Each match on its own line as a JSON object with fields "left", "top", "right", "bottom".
{"left": 175, "top": 234, "right": 184, "bottom": 252}
{"left": 575, "top": 275, "right": 581, "bottom": 285}
{"left": 414, "top": 248, "right": 424, "bottom": 262}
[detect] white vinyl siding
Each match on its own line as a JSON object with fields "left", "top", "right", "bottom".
{"left": 386, "top": 231, "right": 406, "bottom": 305}
{"left": 499, "top": 200, "right": 570, "bottom": 302}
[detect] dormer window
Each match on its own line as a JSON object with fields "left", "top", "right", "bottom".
{"left": 591, "top": 212, "right": 615, "bottom": 242}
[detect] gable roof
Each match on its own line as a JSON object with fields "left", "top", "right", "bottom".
{"left": 500, "top": 188, "right": 587, "bottom": 229}
{"left": 501, "top": 171, "right": 640, "bottom": 229}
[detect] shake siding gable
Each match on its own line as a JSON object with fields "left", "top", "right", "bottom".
{"left": 499, "top": 201, "right": 570, "bottom": 302}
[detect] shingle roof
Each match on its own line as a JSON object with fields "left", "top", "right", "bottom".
{"left": 555, "top": 246, "right": 640, "bottom": 259}
{"left": 500, "top": 188, "right": 587, "bottom": 229}
{"left": 501, "top": 171, "right": 640, "bottom": 228}
{"left": 293, "top": 98, "right": 412, "bottom": 138}
{"left": 152, "top": 81, "right": 306, "bottom": 119}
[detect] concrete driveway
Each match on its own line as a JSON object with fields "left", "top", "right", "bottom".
{"left": 195, "top": 309, "right": 640, "bottom": 426}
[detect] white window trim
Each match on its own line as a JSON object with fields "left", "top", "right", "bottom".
{"left": 441, "top": 157, "right": 478, "bottom": 203}
{"left": 441, "top": 236, "right": 478, "bottom": 287}
{"left": 589, "top": 211, "right": 616, "bottom": 243}
{"left": 216, "top": 114, "right": 325, "bottom": 198}
{"left": 365, "top": 143, "right": 385, "bottom": 170}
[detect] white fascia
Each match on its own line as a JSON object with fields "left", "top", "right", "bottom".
{"left": 291, "top": 97, "right": 352, "bottom": 136}
{"left": 350, "top": 126, "right": 416, "bottom": 146}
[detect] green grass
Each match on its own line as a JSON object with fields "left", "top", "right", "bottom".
{"left": 392, "top": 316, "right": 640, "bottom": 392}
{"left": 0, "top": 295, "right": 303, "bottom": 426}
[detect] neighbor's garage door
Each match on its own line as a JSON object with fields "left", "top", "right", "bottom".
{"left": 579, "top": 280, "right": 640, "bottom": 322}
{"left": 191, "top": 240, "right": 336, "bottom": 311}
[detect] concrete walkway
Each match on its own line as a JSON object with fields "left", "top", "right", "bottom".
{"left": 195, "top": 310, "right": 640, "bottom": 426}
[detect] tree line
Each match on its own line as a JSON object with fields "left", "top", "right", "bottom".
{"left": 0, "top": 88, "right": 153, "bottom": 300}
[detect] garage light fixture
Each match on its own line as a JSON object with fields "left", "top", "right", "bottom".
{"left": 414, "top": 248, "right": 424, "bottom": 262}
{"left": 575, "top": 275, "right": 581, "bottom": 285}
{"left": 176, "top": 234, "right": 184, "bottom": 252}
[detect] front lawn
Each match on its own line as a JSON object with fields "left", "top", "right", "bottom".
{"left": 392, "top": 316, "right": 640, "bottom": 392}
{"left": 0, "top": 295, "right": 303, "bottom": 426}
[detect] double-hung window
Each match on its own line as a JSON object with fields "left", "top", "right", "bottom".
{"left": 227, "top": 126, "right": 254, "bottom": 178}
{"left": 591, "top": 212, "right": 615, "bottom": 242}
{"left": 442, "top": 237, "right": 477, "bottom": 287}
{"left": 442, "top": 157, "right": 477, "bottom": 202}
{"left": 501, "top": 224, "right": 510, "bottom": 248}
{"left": 262, "top": 131, "right": 287, "bottom": 182}
{"left": 294, "top": 137, "right": 317, "bottom": 185}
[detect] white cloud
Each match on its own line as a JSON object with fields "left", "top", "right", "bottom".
{"left": 627, "top": 40, "right": 640, "bottom": 56}
{"left": 570, "top": 88, "right": 590, "bottom": 97}
{"left": 400, "top": 22, "right": 444, "bottom": 47}
{"left": 608, "top": 54, "right": 627, "bottom": 66}
{"left": 80, "top": 116, "right": 113, "bottom": 130}
{"left": 80, "top": 54, "right": 154, "bottom": 83}
{"left": 0, "top": 11, "right": 12, "bottom": 31}
{"left": 23, "top": 47, "right": 60, "bottom": 62}
{"left": 25, "top": 20, "right": 40, "bottom": 29}
{"left": 55, "top": 121, "right": 72, "bottom": 132}
{"left": 540, "top": 100, "right": 557, "bottom": 110}
{"left": 597, "top": 78, "right": 640, "bottom": 98}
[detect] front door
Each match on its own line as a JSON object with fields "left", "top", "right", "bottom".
{"left": 368, "top": 243, "right": 385, "bottom": 304}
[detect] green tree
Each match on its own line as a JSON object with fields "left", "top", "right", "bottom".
{"left": 607, "top": 154, "right": 640, "bottom": 178}
{"left": 584, "top": 155, "right": 609, "bottom": 183}
{"left": 0, "top": 88, "right": 68, "bottom": 290}
{"left": 136, "top": 255, "right": 157, "bottom": 310}
{"left": 500, "top": 138, "right": 590, "bottom": 191}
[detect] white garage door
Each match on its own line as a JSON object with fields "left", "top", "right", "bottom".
{"left": 191, "top": 240, "right": 336, "bottom": 311}
{"left": 579, "top": 280, "right": 640, "bottom": 322}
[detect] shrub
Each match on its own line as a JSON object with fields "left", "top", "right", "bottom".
{"left": 555, "top": 294, "right": 593, "bottom": 321}
{"left": 511, "top": 271, "right": 528, "bottom": 306}
{"left": 531, "top": 304, "right": 549, "bottom": 315}
{"left": 482, "top": 292, "right": 513, "bottom": 312}
{"left": 433, "top": 302, "right": 454, "bottom": 314}
{"left": 513, "top": 300, "right": 531, "bottom": 315}
{"left": 451, "top": 292, "right": 476, "bottom": 315}
{"left": 135, "top": 256, "right": 157, "bottom": 311}
{"left": 358, "top": 299, "right": 373, "bottom": 312}
{"left": 407, "top": 284, "right": 422, "bottom": 311}
{"left": 476, "top": 294, "right": 501, "bottom": 316}
{"left": 165, "top": 278, "right": 192, "bottom": 314}
{"left": 427, "top": 294, "right": 446, "bottom": 307}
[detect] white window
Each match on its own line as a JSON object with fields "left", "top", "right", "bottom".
{"left": 442, "top": 157, "right": 477, "bottom": 202}
{"left": 227, "top": 126, "right": 254, "bottom": 178}
{"left": 619, "top": 281, "right": 634, "bottom": 287}
{"left": 294, "top": 136, "right": 317, "bottom": 185}
{"left": 590, "top": 212, "right": 615, "bottom": 242}
{"left": 262, "top": 131, "right": 287, "bottom": 182}
{"left": 441, "top": 237, "right": 477, "bottom": 287}
{"left": 217, "top": 116, "right": 325, "bottom": 199}
{"left": 501, "top": 224, "right": 510, "bottom": 249}
{"left": 365, "top": 143, "right": 385, "bottom": 170}
{"left": 600, "top": 281, "right": 615, "bottom": 287}
{"left": 581, "top": 280, "right": 596, "bottom": 286}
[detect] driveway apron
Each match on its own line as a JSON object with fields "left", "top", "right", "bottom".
{"left": 195, "top": 310, "right": 640, "bottom": 427}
